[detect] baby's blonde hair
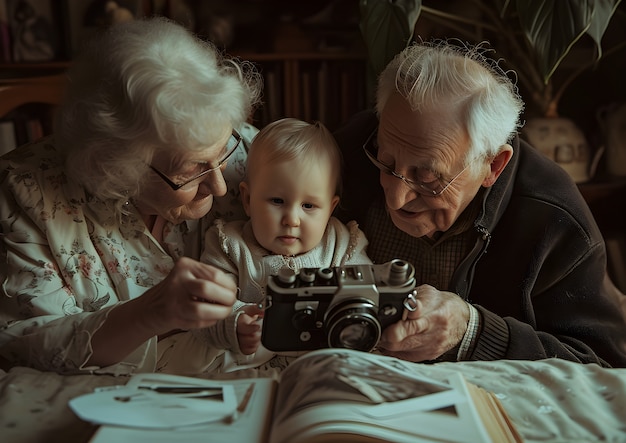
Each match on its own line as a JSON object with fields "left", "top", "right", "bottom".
{"left": 246, "top": 118, "right": 343, "bottom": 196}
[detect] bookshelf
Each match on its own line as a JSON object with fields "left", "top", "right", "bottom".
{"left": 0, "top": 63, "right": 68, "bottom": 152}
{"left": 242, "top": 52, "right": 367, "bottom": 130}
{"left": 0, "top": 1, "right": 367, "bottom": 139}
{"left": 0, "top": 50, "right": 368, "bottom": 144}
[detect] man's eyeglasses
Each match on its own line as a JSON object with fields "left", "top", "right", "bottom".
{"left": 150, "top": 130, "right": 242, "bottom": 191}
{"left": 362, "top": 129, "right": 474, "bottom": 197}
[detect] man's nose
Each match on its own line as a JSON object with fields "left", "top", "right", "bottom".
{"left": 382, "top": 174, "right": 417, "bottom": 210}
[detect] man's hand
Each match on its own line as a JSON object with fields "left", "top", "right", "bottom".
{"left": 377, "top": 284, "right": 470, "bottom": 362}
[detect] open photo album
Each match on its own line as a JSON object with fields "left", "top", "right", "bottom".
{"left": 70, "top": 348, "right": 522, "bottom": 443}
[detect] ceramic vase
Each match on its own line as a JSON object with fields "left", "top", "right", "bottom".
{"left": 521, "top": 117, "right": 592, "bottom": 183}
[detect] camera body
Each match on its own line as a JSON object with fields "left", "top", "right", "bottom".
{"left": 261, "top": 259, "right": 416, "bottom": 352}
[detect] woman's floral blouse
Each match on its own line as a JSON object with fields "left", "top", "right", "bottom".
{"left": 0, "top": 124, "right": 256, "bottom": 375}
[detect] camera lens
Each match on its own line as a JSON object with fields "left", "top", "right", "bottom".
{"left": 337, "top": 323, "right": 375, "bottom": 349}
{"left": 325, "top": 300, "right": 381, "bottom": 351}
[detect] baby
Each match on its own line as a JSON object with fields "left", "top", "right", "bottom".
{"left": 199, "top": 117, "right": 371, "bottom": 372}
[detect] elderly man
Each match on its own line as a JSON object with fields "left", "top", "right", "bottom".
{"left": 335, "top": 41, "right": 626, "bottom": 367}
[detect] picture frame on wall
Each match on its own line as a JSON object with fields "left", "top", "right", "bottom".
{"left": 6, "top": 0, "right": 62, "bottom": 62}
{"left": 62, "top": 0, "right": 144, "bottom": 58}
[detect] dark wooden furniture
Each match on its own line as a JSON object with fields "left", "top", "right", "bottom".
{"left": 0, "top": 74, "right": 66, "bottom": 118}
{"left": 579, "top": 178, "right": 626, "bottom": 292}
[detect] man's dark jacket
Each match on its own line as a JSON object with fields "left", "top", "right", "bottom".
{"left": 334, "top": 110, "right": 626, "bottom": 368}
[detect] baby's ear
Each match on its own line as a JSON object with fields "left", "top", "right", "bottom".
{"left": 239, "top": 181, "right": 251, "bottom": 216}
{"left": 330, "top": 195, "right": 340, "bottom": 212}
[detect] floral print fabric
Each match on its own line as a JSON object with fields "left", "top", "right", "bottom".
{"left": 0, "top": 123, "right": 257, "bottom": 374}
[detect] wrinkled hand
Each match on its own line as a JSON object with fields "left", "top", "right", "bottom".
{"left": 143, "top": 257, "right": 237, "bottom": 336}
{"left": 377, "top": 284, "right": 470, "bottom": 362}
{"left": 236, "top": 304, "right": 264, "bottom": 355}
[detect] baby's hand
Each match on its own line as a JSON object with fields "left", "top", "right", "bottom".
{"left": 236, "top": 304, "right": 264, "bottom": 355}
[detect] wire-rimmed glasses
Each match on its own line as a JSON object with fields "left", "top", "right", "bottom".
{"left": 150, "top": 130, "right": 242, "bottom": 191}
{"left": 362, "top": 129, "right": 474, "bottom": 197}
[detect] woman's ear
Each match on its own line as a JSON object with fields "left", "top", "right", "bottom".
{"left": 482, "top": 144, "right": 513, "bottom": 187}
{"left": 239, "top": 181, "right": 251, "bottom": 216}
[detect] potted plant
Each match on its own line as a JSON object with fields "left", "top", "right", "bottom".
{"left": 359, "top": 0, "right": 626, "bottom": 182}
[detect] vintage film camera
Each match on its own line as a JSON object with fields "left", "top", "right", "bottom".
{"left": 261, "top": 259, "right": 416, "bottom": 352}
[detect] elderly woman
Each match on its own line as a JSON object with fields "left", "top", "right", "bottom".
{"left": 0, "top": 17, "right": 262, "bottom": 374}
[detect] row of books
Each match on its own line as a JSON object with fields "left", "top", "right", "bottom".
{"left": 252, "top": 57, "right": 368, "bottom": 130}
{"left": 0, "top": 56, "right": 368, "bottom": 155}
{"left": 0, "top": 111, "right": 45, "bottom": 156}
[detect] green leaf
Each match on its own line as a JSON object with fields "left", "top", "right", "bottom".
{"left": 359, "top": 0, "right": 422, "bottom": 76}
{"left": 586, "top": 0, "right": 622, "bottom": 60}
{"left": 516, "top": 0, "right": 593, "bottom": 83}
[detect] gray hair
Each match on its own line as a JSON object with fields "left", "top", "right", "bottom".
{"left": 376, "top": 40, "right": 524, "bottom": 171}
{"left": 56, "top": 17, "right": 262, "bottom": 218}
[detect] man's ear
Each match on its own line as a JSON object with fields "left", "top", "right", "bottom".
{"left": 482, "top": 144, "right": 513, "bottom": 187}
{"left": 239, "top": 181, "right": 251, "bottom": 216}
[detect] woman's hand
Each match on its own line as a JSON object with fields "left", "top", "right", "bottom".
{"left": 88, "top": 257, "right": 237, "bottom": 367}
{"left": 377, "top": 284, "right": 470, "bottom": 362}
{"left": 142, "top": 256, "right": 238, "bottom": 334}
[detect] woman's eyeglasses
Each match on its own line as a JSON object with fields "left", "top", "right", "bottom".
{"left": 362, "top": 129, "right": 474, "bottom": 197}
{"left": 150, "top": 130, "right": 242, "bottom": 191}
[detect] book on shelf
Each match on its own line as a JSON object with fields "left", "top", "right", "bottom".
{"left": 0, "top": 109, "right": 47, "bottom": 152}
{"left": 265, "top": 69, "right": 281, "bottom": 123}
{"left": 70, "top": 348, "right": 522, "bottom": 443}
{"left": 317, "top": 60, "right": 329, "bottom": 126}
{"left": 0, "top": 0, "right": 10, "bottom": 62}
{"left": 0, "top": 119, "right": 16, "bottom": 155}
